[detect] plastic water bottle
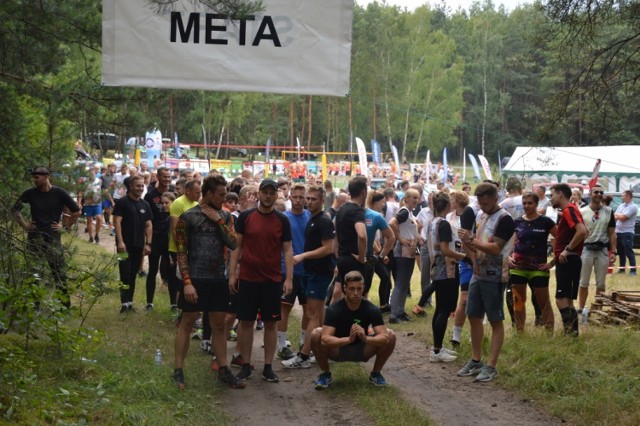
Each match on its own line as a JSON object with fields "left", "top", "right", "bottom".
{"left": 155, "top": 349, "right": 162, "bottom": 365}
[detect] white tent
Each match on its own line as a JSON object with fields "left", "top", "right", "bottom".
{"left": 503, "top": 146, "right": 640, "bottom": 192}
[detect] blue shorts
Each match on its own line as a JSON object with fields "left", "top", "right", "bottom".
{"left": 84, "top": 204, "right": 103, "bottom": 217}
{"left": 466, "top": 279, "right": 505, "bottom": 322}
{"left": 101, "top": 199, "right": 113, "bottom": 209}
{"left": 305, "top": 272, "right": 333, "bottom": 301}
{"left": 459, "top": 261, "right": 473, "bottom": 286}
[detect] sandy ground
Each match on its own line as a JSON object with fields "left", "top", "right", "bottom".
{"left": 94, "top": 227, "right": 560, "bottom": 426}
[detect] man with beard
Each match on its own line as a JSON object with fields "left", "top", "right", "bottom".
{"left": 229, "top": 179, "right": 293, "bottom": 384}
{"left": 172, "top": 175, "right": 244, "bottom": 389}
{"left": 143, "top": 167, "right": 172, "bottom": 311}
{"left": 550, "top": 183, "right": 587, "bottom": 335}
{"left": 113, "top": 175, "right": 153, "bottom": 313}
{"left": 12, "top": 166, "right": 81, "bottom": 307}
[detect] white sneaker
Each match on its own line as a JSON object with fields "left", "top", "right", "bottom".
{"left": 439, "top": 347, "right": 458, "bottom": 356}
{"left": 429, "top": 350, "right": 457, "bottom": 363}
{"left": 282, "top": 355, "right": 312, "bottom": 369}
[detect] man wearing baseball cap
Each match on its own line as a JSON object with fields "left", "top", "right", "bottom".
{"left": 12, "top": 166, "right": 81, "bottom": 308}
{"left": 229, "top": 178, "right": 294, "bottom": 383}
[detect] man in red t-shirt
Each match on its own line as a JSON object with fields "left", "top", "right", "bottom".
{"left": 550, "top": 183, "right": 587, "bottom": 336}
{"left": 229, "top": 179, "right": 293, "bottom": 383}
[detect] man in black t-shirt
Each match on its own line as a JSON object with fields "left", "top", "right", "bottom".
{"left": 113, "top": 175, "right": 153, "bottom": 313}
{"left": 334, "top": 176, "right": 368, "bottom": 300}
{"left": 143, "top": 167, "right": 172, "bottom": 310}
{"left": 12, "top": 166, "right": 81, "bottom": 307}
{"left": 282, "top": 185, "right": 335, "bottom": 369}
{"left": 310, "top": 271, "right": 396, "bottom": 389}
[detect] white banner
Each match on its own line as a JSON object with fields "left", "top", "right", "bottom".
{"left": 355, "top": 137, "right": 368, "bottom": 177}
{"left": 102, "top": 0, "right": 353, "bottom": 96}
{"left": 478, "top": 154, "right": 493, "bottom": 181}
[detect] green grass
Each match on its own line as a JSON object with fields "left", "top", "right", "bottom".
{"left": 371, "top": 258, "right": 640, "bottom": 425}
{"left": 4, "top": 232, "right": 640, "bottom": 425}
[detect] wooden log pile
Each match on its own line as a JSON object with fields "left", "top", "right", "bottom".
{"left": 589, "top": 291, "right": 640, "bottom": 326}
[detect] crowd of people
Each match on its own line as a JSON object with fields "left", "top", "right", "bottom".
{"left": 11, "top": 163, "right": 638, "bottom": 390}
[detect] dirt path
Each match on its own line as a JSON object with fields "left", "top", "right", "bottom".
{"left": 381, "top": 331, "right": 561, "bottom": 425}
{"left": 94, "top": 230, "right": 560, "bottom": 425}
{"left": 221, "top": 330, "right": 374, "bottom": 426}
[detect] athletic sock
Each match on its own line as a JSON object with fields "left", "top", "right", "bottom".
{"left": 559, "top": 307, "right": 573, "bottom": 334}
{"left": 452, "top": 326, "right": 462, "bottom": 342}
{"left": 571, "top": 307, "right": 579, "bottom": 336}
{"left": 299, "top": 353, "right": 309, "bottom": 361}
{"left": 277, "top": 331, "right": 287, "bottom": 350}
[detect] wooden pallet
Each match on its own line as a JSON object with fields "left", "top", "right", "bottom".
{"left": 589, "top": 291, "right": 640, "bottom": 325}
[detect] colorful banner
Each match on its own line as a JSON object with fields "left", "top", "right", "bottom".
{"left": 102, "top": 0, "right": 353, "bottom": 96}
{"left": 355, "top": 137, "right": 368, "bottom": 177}
{"left": 478, "top": 155, "right": 493, "bottom": 180}
{"left": 371, "top": 139, "right": 381, "bottom": 164}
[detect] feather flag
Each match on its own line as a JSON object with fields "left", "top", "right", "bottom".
{"left": 391, "top": 145, "right": 400, "bottom": 178}
{"left": 462, "top": 148, "right": 467, "bottom": 182}
{"left": 425, "top": 149, "right": 431, "bottom": 184}
{"left": 371, "top": 139, "right": 381, "bottom": 164}
{"left": 468, "top": 154, "right": 482, "bottom": 181}
{"left": 478, "top": 155, "right": 493, "bottom": 180}
{"left": 355, "top": 137, "right": 368, "bottom": 177}
{"left": 442, "top": 147, "right": 448, "bottom": 184}
{"left": 589, "top": 159, "right": 601, "bottom": 189}
{"left": 174, "top": 132, "right": 181, "bottom": 158}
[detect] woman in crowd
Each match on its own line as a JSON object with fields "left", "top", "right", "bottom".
{"left": 364, "top": 190, "right": 395, "bottom": 311}
{"left": 509, "top": 192, "right": 557, "bottom": 332}
{"left": 428, "top": 192, "right": 467, "bottom": 362}
{"left": 389, "top": 189, "right": 420, "bottom": 323}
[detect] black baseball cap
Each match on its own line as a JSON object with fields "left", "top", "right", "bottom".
{"left": 259, "top": 179, "right": 278, "bottom": 191}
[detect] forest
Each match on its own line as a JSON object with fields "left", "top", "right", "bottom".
{"left": 1, "top": 0, "right": 639, "bottom": 189}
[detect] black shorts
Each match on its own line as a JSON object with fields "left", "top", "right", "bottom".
{"left": 178, "top": 278, "right": 231, "bottom": 313}
{"left": 281, "top": 275, "right": 307, "bottom": 305}
{"left": 236, "top": 280, "right": 282, "bottom": 322}
{"left": 555, "top": 256, "right": 582, "bottom": 300}
{"left": 337, "top": 255, "right": 366, "bottom": 285}
{"left": 337, "top": 342, "right": 366, "bottom": 362}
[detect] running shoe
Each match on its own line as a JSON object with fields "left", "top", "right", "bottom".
{"left": 399, "top": 313, "right": 412, "bottom": 322}
{"left": 314, "top": 372, "right": 332, "bottom": 390}
{"left": 145, "top": 303, "right": 153, "bottom": 312}
{"left": 89, "top": 237, "right": 94, "bottom": 243}
{"left": 282, "top": 355, "right": 311, "bottom": 369}
{"left": 389, "top": 316, "right": 401, "bottom": 324}
{"left": 412, "top": 305, "right": 426, "bottom": 317}
{"left": 474, "top": 365, "right": 498, "bottom": 382}
{"left": 94, "top": 236, "right": 100, "bottom": 244}
{"left": 429, "top": 350, "right": 457, "bottom": 363}
{"left": 218, "top": 366, "right": 246, "bottom": 389}
{"left": 236, "top": 363, "right": 253, "bottom": 381}
{"left": 210, "top": 357, "right": 219, "bottom": 371}
{"left": 227, "top": 329, "right": 238, "bottom": 341}
{"left": 457, "top": 359, "right": 485, "bottom": 377}
{"left": 368, "top": 371, "right": 388, "bottom": 387}
{"left": 200, "top": 340, "right": 212, "bottom": 354}
{"left": 438, "top": 347, "right": 458, "bottom": 356}
{"left": 277, "top": 346, "right": 295, "bottom": 360}
{"left": 262, "top": 365, "right": 279, "bottom": 382}
{"left": 255, "top": 320, "right": 264, "bottom": 330}
{"left": 379, "top": 305, "right": 391, "bottom": 314}
{"left": 172, "top": 368, "right": 185, "bottom": 390}
{"left": 230, "top": 354, "right": 255, "bottom": 370}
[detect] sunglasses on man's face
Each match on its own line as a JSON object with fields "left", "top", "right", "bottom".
{"left": 592, "top": 191, "right": 604, "bottom": 195}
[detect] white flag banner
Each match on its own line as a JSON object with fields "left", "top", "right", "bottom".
{"left": 102, "top": 0, "right": 353, "bottom": 96}
{"left": 477, "top": 154, "right": 493, "bottom": 180}
{"left": 355, "top": 137, "right": 368, "bottom": 177}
